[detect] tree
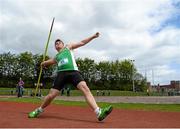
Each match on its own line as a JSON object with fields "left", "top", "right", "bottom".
{"left": 134, "top": 73, "right": 147, "bottom": 91}
{"left": 0, "top": 52, "right": 20, "bottom": 87}
{"left": 96, "top": 61, "right": 111, "bottom": 89}
{"left": 76, "top": 58, "right": 96, "bottom": 83}
{"left": 33, "top": 54, "right": 54, "bottom": 88}
{"left": 0, "top": 52, "right": 147, "bottom": 90}
{"left": 17, "top": 52, "right": 34, "bottom": 78}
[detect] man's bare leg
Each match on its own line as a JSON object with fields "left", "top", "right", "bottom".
{"left": 28, "top": 88, "right": 59, "bottom": 118}
{"left": 77, "top": 81, "right": 113, "bottom": 121}
{"left": 77, "top": 81, "right": 98, "bottom": 110}
{"left": 40, "top": 88, "right": 60, "bottom": 109}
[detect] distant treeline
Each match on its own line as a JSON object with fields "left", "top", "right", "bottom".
{"left": 0, "top": 52, "right": 147, "bottom": 91}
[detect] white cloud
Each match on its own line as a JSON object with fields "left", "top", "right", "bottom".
{"left": 154, "top": 27, "right": 180, "bottom": 47}
{"left": 74, "top": 48, "right": 109, "bottom": 62}
{"left": 0, "top": 0, "right": 179, "bottom": 84}
{"left": 115, "top": 0, "right": 173, "bottom": 31}
{"left": 139, "top": 64, "right": 179, "bottom": 85}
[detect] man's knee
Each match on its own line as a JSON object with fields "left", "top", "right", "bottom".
{"left": 45, "top": 94, "right": 53, "bottom": 100}
{"left": 46, "top": 90, "right": 59, "bottom": 100}
{"left": 78, "top": 81, "right": 90, "bottom": 93}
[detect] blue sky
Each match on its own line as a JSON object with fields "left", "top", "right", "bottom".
{"left": 0, "top": 0, "right": 180, "bottom": 85}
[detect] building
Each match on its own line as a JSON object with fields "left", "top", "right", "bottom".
{"left": 148, "top": 80, "right": 180, "bottom": 92}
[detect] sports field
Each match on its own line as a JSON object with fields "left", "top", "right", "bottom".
{"left": 0, "top": 97, "right": 180, "bottom": 128}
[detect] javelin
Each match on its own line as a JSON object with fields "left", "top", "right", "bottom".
{"left": 34, "top": 18, "right": 55, "bottom": 97}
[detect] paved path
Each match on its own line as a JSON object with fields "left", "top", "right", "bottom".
{"left": 55, "top": 96, "right": 180, "bottom": 104}
{"left": 1, "top": 95, "right": 180, "bottom": 104}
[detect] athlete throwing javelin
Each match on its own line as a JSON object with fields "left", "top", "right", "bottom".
{"left": 28, "top": 32, "right": 113, "bottom": 121}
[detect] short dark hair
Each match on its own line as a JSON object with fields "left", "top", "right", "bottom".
{"left": 55, "top": 39, "right": 64, "bottom": 45}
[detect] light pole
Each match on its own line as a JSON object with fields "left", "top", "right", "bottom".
{"left": 130, "top": 60, "right": 135, "bottom": 92}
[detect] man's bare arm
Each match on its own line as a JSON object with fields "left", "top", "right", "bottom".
{"left": 41, "top": 58, "right": 57, "bottom": 67}
{"left": 68, "top": 32, "right": 100, "bottom": 50}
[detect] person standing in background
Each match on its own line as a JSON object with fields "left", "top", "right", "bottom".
{"left": 17, "top": 78, "right": 24, "bottom": 97}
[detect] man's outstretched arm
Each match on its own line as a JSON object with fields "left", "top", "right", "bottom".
{"left": 68, "top": 32, "right": 100, "bottom": 50}
{"left": 41, "top": 58, "right": 57, "bottom": 68}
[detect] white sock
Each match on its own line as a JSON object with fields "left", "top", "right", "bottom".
{"left": 94, "top": 107, "right": 101, "bottom": 116}
{"left": 38, "top": 107, "right": 44, "bottom": 112}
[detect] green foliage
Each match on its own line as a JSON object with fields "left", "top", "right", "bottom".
{"left": 0, "top": 52, "right": 147, "bottom": 91}
{"left": 0, "top": 52, "right": 54, "bottom": 88}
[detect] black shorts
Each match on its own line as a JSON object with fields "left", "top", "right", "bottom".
{"left": 52, "top": 70, "right": 84, "bottom": 91}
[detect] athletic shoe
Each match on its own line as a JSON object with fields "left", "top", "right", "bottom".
{"left": 98, "top": 105, "right": 113, "bottom": 121}
{"left": 28, "top": 108, "right": 43, "bottom": 118}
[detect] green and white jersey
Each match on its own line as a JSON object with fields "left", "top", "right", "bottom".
{"left": 55, "top": 47, "right": 78, "bottom": 72}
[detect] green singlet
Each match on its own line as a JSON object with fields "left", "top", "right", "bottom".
{"left": 55, "top": 47, "right": 78, "bottom": 72}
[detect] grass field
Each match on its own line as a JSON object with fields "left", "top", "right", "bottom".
{"left": 0, "top": 97, "right": 180, "bottom": 112}
{"left": 0, "top": 88, "right": 164, "bottom": 96}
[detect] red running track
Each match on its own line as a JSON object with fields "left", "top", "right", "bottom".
{"left": 0, "top": 101, "right": 180, "bottom": 128}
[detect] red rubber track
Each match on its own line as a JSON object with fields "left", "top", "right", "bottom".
{"left": 0, "top": 101, "right": 180, "bottom": 128}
